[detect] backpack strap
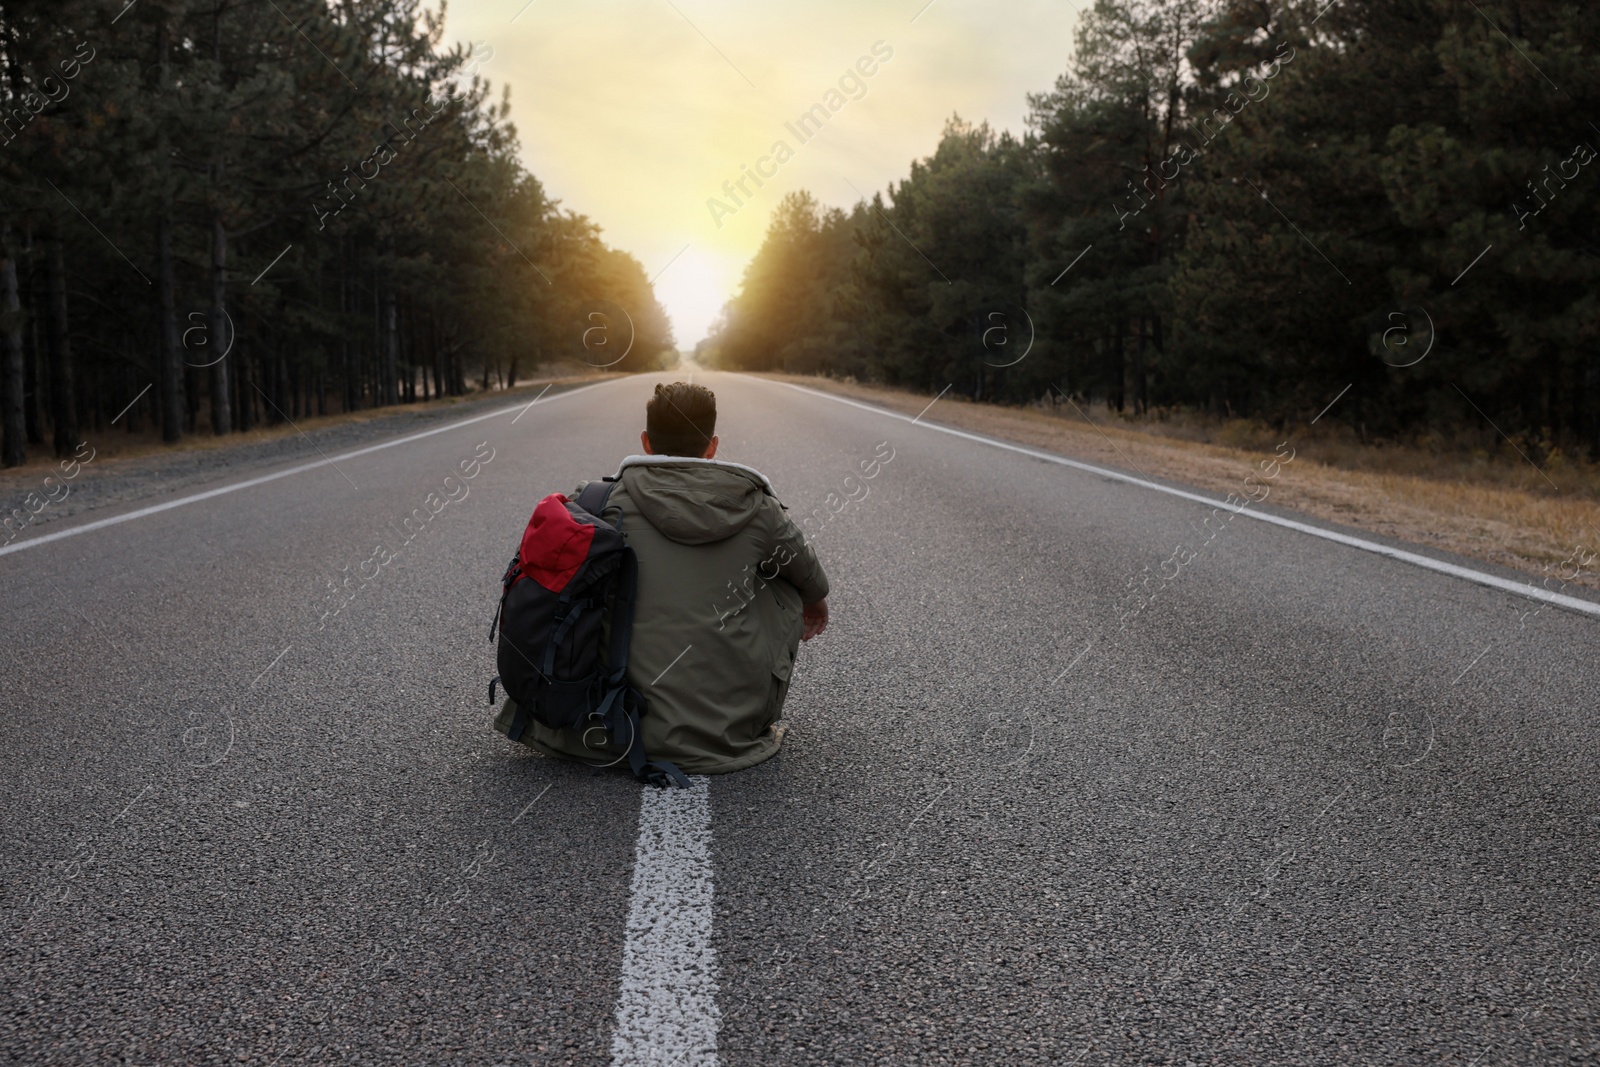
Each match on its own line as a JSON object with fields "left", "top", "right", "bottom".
{"left": 545, "top": 596, "right": 583, "bottom": 677}
{"left": 505, "top": 697, "right": 531, "bottom": 744}
{"left": 578, "top": 477, "right": 637, "bottom": 699}
{"left": 575, "top": 477, "right": 617, "bottom": 517}
{"left": 489, "top": 555, "right": 521, "bottom": 641}
{"left": 601, "top": 541, "right": 689, "bottom": 788}
{"left": 622, "top": 689, "right": 691, "bottom": 789}
{"left": 606, "top": 546, "right": 638, "bottom": 683}
{"left": 594, "top": 683, "right": 690, "bottom": 789}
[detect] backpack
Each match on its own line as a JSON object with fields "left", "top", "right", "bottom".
{"left": 488, "top": 478, "right": 690, "bottom": 788}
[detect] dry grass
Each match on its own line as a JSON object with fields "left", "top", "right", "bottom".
{"left": 759, "top": 372, "right": 1600, "bottom": 592}
{"left": 0, "top": 364, "right": 622, "bottom": 486}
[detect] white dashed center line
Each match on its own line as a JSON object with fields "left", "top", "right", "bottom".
{"left": 611, "top": 776, "right": 721, "bottom": 1066}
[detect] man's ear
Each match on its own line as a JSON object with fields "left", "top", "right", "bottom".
{"left": 640, "top": 430, "right": 654, "bottom": 455}
{"left": 704, "top": 435, "right": 718, "bottom": 459}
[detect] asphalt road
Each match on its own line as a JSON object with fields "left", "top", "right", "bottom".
{"left": 2, "top": 370, "right": 1597, "bottom": 1066}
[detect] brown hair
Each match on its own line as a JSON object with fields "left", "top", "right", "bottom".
{"left": 645, "top": 382, "right": 717, "bottom": 457}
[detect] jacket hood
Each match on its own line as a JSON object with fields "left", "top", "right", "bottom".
{"left": 614, "top": 455, "right": 775, "bottom": 545}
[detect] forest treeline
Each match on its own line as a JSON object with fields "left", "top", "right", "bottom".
{"left": 0, "top": 0, "right": 673, "bottom": 466}
{"left": 702, "top": 0, "right": 1600, "bottom": 456}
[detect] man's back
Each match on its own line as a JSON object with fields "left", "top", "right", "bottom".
{"left": 523, "top": 454, "right": 829, "bottom": 774}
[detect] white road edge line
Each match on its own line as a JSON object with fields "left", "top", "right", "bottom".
{"left": 0, "top": 378, "right": 626, "bottom": 559}
{"left": 770, "top": 379, "right": 1600, "bottom": 620}
{"left": 611, "top": 776, "right": 720, "bottom": 1067}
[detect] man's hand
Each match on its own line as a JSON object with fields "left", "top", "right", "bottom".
{"left": 801, "top": 598, "right": 828, "bottom": 641}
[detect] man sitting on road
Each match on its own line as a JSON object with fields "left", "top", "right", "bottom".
{"left": 497, "top": 381, "right": 830, "bottom": 774}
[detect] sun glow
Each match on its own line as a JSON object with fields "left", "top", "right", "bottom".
{"left": 650, "top": 245, "right": 742, "bottom": 354}
{"left": 436, "top": 0, "right": 1084, "bottom": 347}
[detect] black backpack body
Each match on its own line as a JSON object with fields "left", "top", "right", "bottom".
{"left": 489, "top": 479, "right": 688, "bottom": 788}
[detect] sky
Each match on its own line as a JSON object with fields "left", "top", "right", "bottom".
{"left": 437, "top": 0, "right": 1085, "bottom": 348}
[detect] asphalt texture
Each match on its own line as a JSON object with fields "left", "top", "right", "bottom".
{"left": 2, "top": 370, "right": 1597, "bottom": 1066}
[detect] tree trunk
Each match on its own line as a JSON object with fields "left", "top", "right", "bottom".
{"left": 23, "top": 228, "right": 42, "bottom": 444}
{"left": 381, "top": 286, "right": 399, "bottom": 405}
{"left": 1545, "top": 360, "right": 1559, "bottom": 441}
{"left": 1132, "top": 317, "right": 1148, "bottom": 415}
{"left": 259, "top": 355, "right": 275, "bottom": 423}
{"left": 1, "top": 223, "right": 26, "bottom": 466}
{"left": 156, "top": 212, "right": 183, "bottom": 441}
{"left": 431, "top": 313, "right": 442, "bottom": 398}
{"left": 1150, "top": 312, "right": 1164, "bottom": 407}
{"left": 185, "top": 363, "right": 200, "bottom": 432}
{"left": 89, "top": 350, "right": 103, "bottom": 433}
{"left": 1590, "top": 364, "right": 1600, "bottom": 459}
{"left": 235, "top": 339, "right": 253, "bottom": 433}
{"left": 208, "top": 212, "right": 232, "bottom": 434}
{"left": 275, "top": 354, "right": 288, "bottom": 422}
{"left": 207, "top": 0, "right": 231, "bottom": 435}
{"left": 1108, "top": 322, "right": 1126, "bottom": 413}
{"left": 24, "top": 325, "right": 41, "bottom": 443}
{"left": 44, "top": 233, "right": 77, "bottom": 457}
{"left": 121, "top": 356, "right": 140, "bottom": 433}
{"left": 151, "top": 17, "right": 186, "bottom": 441}
{"left": 371, "top": 264, "right": 381, "bottom": 406}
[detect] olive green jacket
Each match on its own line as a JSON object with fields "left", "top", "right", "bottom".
{"left": 496, "top": 455, "right": 830, "bottom": 774}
